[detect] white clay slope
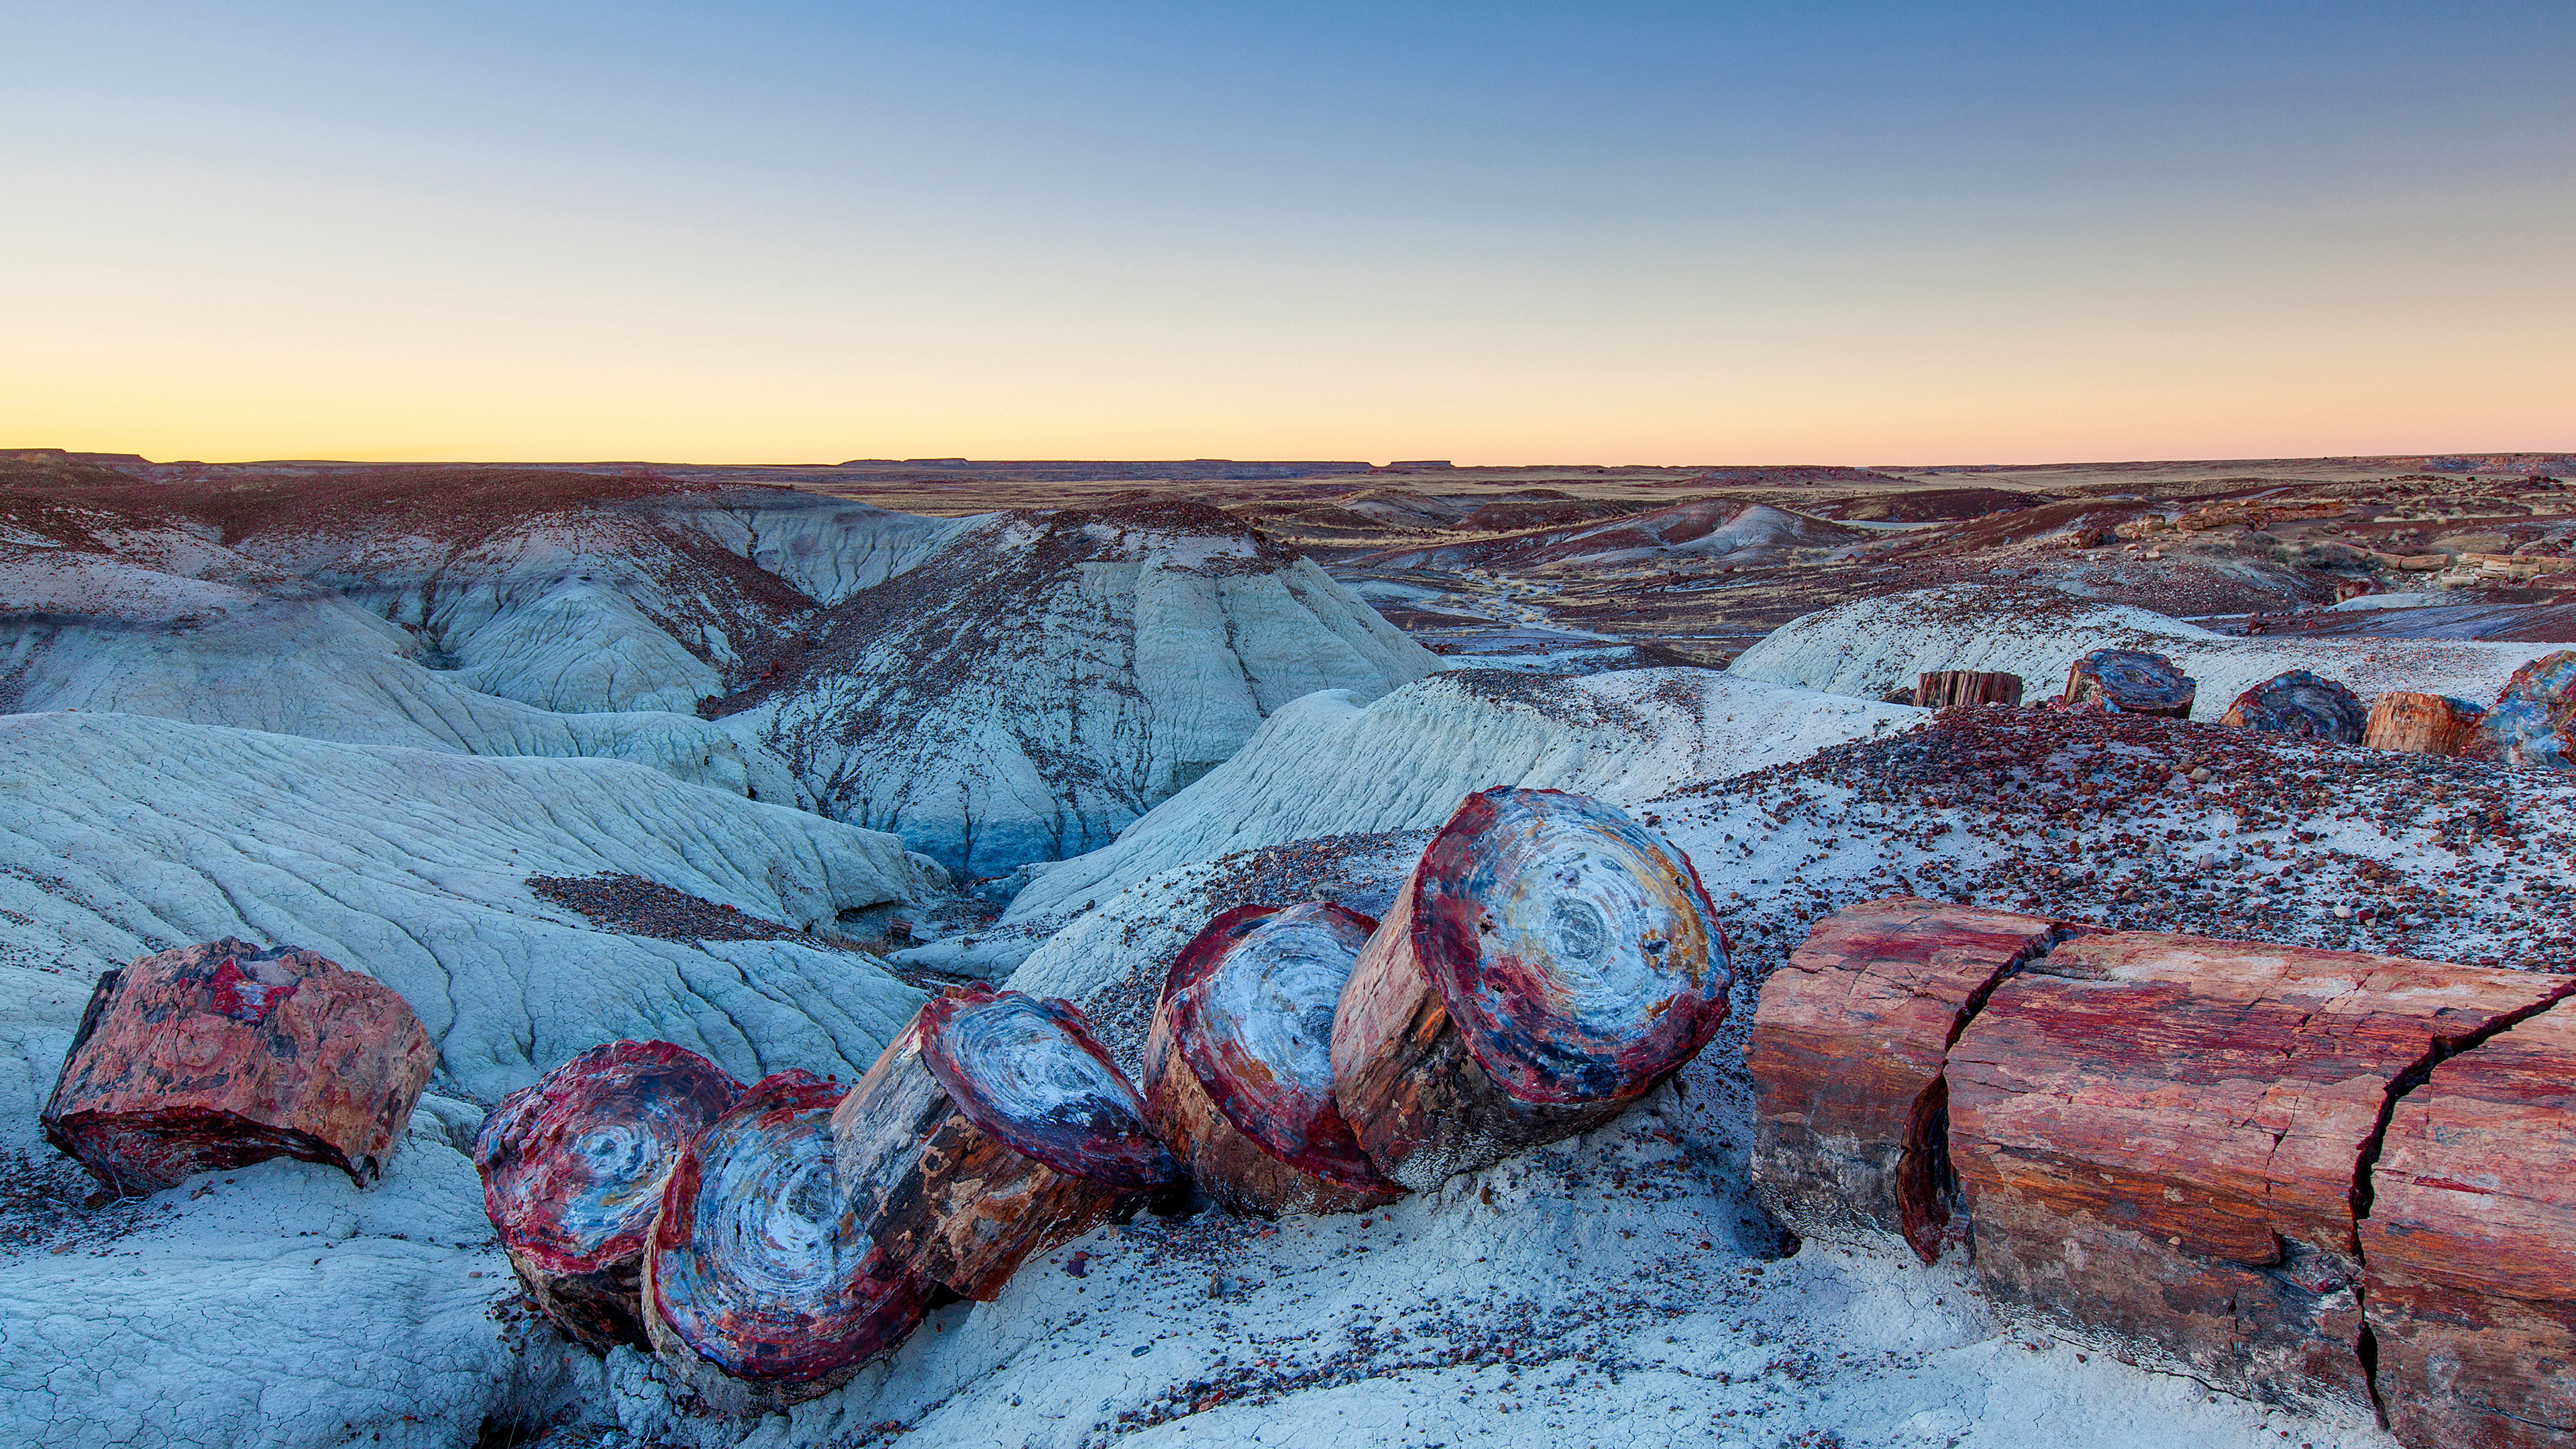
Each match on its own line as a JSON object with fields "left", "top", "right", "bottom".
{"left": 1731, "top": 583, "right": 2555, "bottom": 714}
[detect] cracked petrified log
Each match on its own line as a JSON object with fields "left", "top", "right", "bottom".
{"left": 2362, "top": 999, "right": 2576, "bottom": 1449}
{"left": 2467, "top": 647, "right": 2576, "bottom": 769}
{"left": 2062, "top": 647, "right": 2196, "bottom": 718}
{"left": 2363, "top": 691, "right": 2486, "bottom": 756}
{"left": 1913, "top": 670, "right": 2023, "bottom": 709}
{"left": 472, "top": 1040, "right": 744, "bottom": 1350}
{"left": 833, "top": 989, "right": 1177, "bottom": 1301}
{"left": 2220, "top": 669, "right": 2367, "bottom": 743}
{"left": 1330, "top": 788, "right": 1728, "bottom": 1192}
{"left": 42, "top": 939, "right": 433, "bottom": 1196}
{"left": 1743, "top": 898, "right": 2074, "bottom": 1262}
{"left": 1145, "top": 903, "right": 1405, "bottom": 1216}
{"left": 1945, "top": 934, "right": 2571, "bottom": 1415}
{"left": 643, "top": 1069, "right": 929, "bottom": 1407}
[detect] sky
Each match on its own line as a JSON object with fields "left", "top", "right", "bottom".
{"left": 2, "top": 2, "right": 2569, "bottom": 466}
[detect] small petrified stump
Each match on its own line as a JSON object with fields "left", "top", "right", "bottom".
{"left": 42, "top": 939, "right": 433, "bottom": 1196}
{"left": 2362, "top": 998, "right": 2576, "bottom": 1449}
{"left": 2363, "top": 691, "right": 2485, "bottom": 756}
{"left": 1330, "top": 788, "right": 1728, "bottom": 1192}
{"left": 473, "top": 1040, "right": 744, "bottom": 1350}
{"left": 2468, "top": 647, "right": 2576, "bottom": 769}
{"left": 644, "top": 1069, "right": 929, "bottom": 1407}
{"left": 1946, "top": 934, "right": 2569, "bottom": 1414}
{"left": 2219, "top": 669, "right": 2367, "bottom": 743}
{"left": 2062, "top": 648, "right": 2196, "bottom": 718}
{"left": 1743, "top": 899, "right": 2073, "bottom": 1262}
{"left": 1145, "top": 904, "right": 1404, "bottom": 1216}
{"left": 1913, "top": 670, "right": 2023, "bottom": 709}
{"left": 833, "top": 989, "right": 1177, "bottom": 1301}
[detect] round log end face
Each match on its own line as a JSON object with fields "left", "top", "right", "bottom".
{"left": 2219, "top": 669, "right": 2366, "bottom": 743}
{"left": 918, "top": 991, "right": 1177, "bottom": 1190}
{"left": 645, "top": 1069, "right": 929, "bottom": 1398}
{"left": 1411, "top": 788, "right": 1729, "bottom": 1106}
{"left": 2065, "top": 649, "right": 2196, "bottom": 718}
{"left": 1161, "top": 902, "right": 1403, "bottom": 1202}
{"left": 472, "top": 1040, "right": 743, "bottom": 1349}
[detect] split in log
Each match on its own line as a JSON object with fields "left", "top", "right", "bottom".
{"left": 2219, "top": 669, "right": 2366, "bottom": 743}
{"left": 2361, "top": 996, "right": 2576, "bottom": 1449}
{"left": 1913, "top": 670, "right": 2023, "bottom": 709}
{"left": 2363, "top": 691, "right": 2485, "bottom": 756}
{"left": 1330, "top": 788, "right": 1728, "bottom": 1192}
{"left": 1145, "top": 903, "right": 1404, "bottom": 1216}
{"left": 1945, "top": 934, "right": 2570, "bottom": 1415}
{"left": 2061, "top": 648, "right": 2196, "bottom": 718}
{"left": 2467, "top": 647, "right": 2576, "bottom": 769}
{"left": 1743, "top": 898, "right": 2074, "bottom": 1262}
{"left": 42, "top": 939, "right": 432, "bottom": 1197}
{"left": 833, "top": 989, "right": 1177, "bottom": 1301}
{"left": 644, "top": 1069, "right": 930, "bottom": 1407}
{"left": 473, "top": 1040, "right": 744, "bottom": 1350}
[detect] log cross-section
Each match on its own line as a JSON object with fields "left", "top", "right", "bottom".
{"left": 2063, "top": 648, "right": 2196, "bottom": 718}
{"left": 1146, "top": 903, "right": 1404, "bottom": 1216}
{"left": 2220, "top": 669, "right": 2367, "bottom": 743}
{"left": 1330, "top": 788, "right": 1728, "bottom": 1192}
{"left": 833, "top": 989, "right": 1177, "bottom": 1301}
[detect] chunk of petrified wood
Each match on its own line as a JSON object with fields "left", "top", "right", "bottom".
{"left": 42, "top": 939, "right": 433, "bottom": 1196}
{"left": 1945, "top": 934, "right": 2569, "bottom": 1414}
{"left": 472, "top": 1040, "right": 743, "bottom": 1351}
{"left": 1913, "top": 669, "right": 2023, "bottom": 709}
{"left": 2363, "top": 691, "right": 2485, "bottom": 756}
{"left": 1743, "top": 898, "right": 2073, "bottom": 1262}
{"left": 2362, "top": 998, "right": 2576, "bottom": 1449}
{"left": 644, "top": 1069, "right": 929, "bottom": 1407}
{"left": 1145, "top": 903, "right": 1404, "bottom": 1216}
{"left": 2467, "top": 647, "right": 2576, "bottom": 769}
{"left": 2062, "top": 647, "right": 2196, "bottom": 718}
{"left": 833, "top": 989, "right": 1177, "bottom": 1301}
{"left": 1330, "top": 788, "right": 1728, "bottom": 1192}
{"left": 2220, "top": 668, "right": 2367, "bottom": 743}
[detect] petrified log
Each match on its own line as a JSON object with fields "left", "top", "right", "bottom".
{"left": 2062, "top": 647, "right": 2196, "bottom": 718}
{"left": 643, "top": 1069, "right": 929, "bottom": 1407}
{"left": 2219, "top": 669, "right": 2366, "bottom": 743}
{"left": 472, "top": 1040, "right": 744, "bottom": 1351}
{"left": 1945, "top": 934, "right": 2569, "bottom": 1414}
{"left": 1743, "top": 898, "right": 2074, "bottom": 1262}
{"left": 1913, "top": 670, "right": 2023, "bottom": 709}
{"left": 2362, "top": 997, "right": 2576, "bottom": 1449}
{"left": 2467, "top": 647, "right": 2576, "bottom": 769}
{"left": 2363, "top": 691, "right": 2485, "bottom": 756}
{"left": 833, "top": 989, "right": 1177, "bottom": 1301}
{"left": 1330, "top": 788, "right": 1728, "bottom": 1192}
{"left": 1145, "top": 903, "right": 1404, "bottom": 1216}
{"left": 42, "top": 939, "right": 433, "bottom": 1196}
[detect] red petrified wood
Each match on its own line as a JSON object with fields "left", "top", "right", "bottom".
{"left": 42, "top": 938, "right": 433, "bottom": 1196}
{"left": 1743, "top": 898, "right": 2074, "bottom": 1262}
{"left": 1330, "top": 788, "right": 1729, "bottom": 1192}
{"left": 833, "top": 989, "right": 1177, "bottom": 1301}
{"left": 1945, "top": 934, "right": 2570, "bottom": 1415}
{"left": 2062, "top": 648, "right": 2196, "bottom": 718}
{"left": 643, "top": 1069, "right": 930, "bottom": 1409}
{"left": 473, "top": 1040, "right": 744, "bottom": 1350}
{"left": 1145, "top": 903, "right": 1404, "bottom": 1216}
{"left": 1913, "top": 670, "right": 2023, "bottom": 709}
{"left": 2362, "top": 1000, "right": 2576, "bottom": 1449}
{"left": 2363, "top": 692, "right": 2485, "bottom": 756}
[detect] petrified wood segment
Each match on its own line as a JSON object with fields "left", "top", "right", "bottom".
{"left": 2468, "top": 647, "right": 2576, "bottom": 769}
{"left": 833, "top": 989, "right": 1176, "bottom": 1301}
{"left": 1913, "top": 669, "right": 2023, "bottom": 709}
{"left": 2062, "top": 647, "right": 2196, "bottom": 718}
{"left": 472, "top": 1040, "right": 743, "bottom": 1350}
{"left": 2362, "top": 999, "right": 2576, "bottom": 1449}
{"left": 42, "top": 938, "right": 433, "bottom": 1196}
{"left": 1946, "top": 934, "right": 2569, "bottom": 1413}
{"left": 1743, "top": 898, "right": 2073, "bottom": 1262}
{"left": 2363, "top": 691, "right": 2485, "bottom": 757}
{"left": 2220, "top": 669, "right": 2367, "bottom": 743}
{"left": 1330, "top": 788, "right": 1728, "bottom": 1192}
{"left": 644, "top": 1069, "right": 929, "bottom": 1407}
{"left": 1145, "top": 903, "right": 1403, "bottom": 1216}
